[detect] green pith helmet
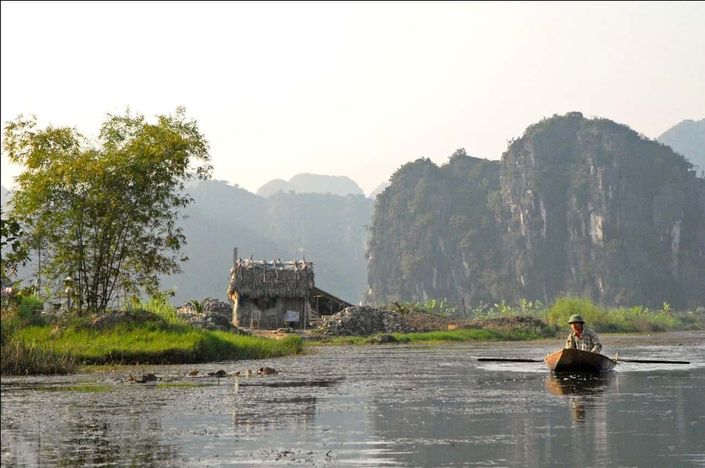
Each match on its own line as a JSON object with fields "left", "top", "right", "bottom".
{"left": 568, "top": 314, "right": 585, "bottom": 324}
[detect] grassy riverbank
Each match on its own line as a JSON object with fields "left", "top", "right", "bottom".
{"left": 308, "top": 327, "right": 547, "bottom": 346}
{"left": 1, "top": 297, "right": 303, "bottom": 375}
{"left": 309, "top": 296, "right": 703, "bottom": 346}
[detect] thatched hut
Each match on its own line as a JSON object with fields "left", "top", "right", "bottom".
{"left": 226, "top": 258, "right": 313, "bottom": 329}
{"left": 226, "top": 254, "right": 353, "bottom": 329}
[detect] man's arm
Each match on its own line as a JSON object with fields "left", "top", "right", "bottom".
{"left": 590, "top": 330, "right": 602, "bottom": 353}
{"left": 565, "top": 334, "right": 575, "bottom": 349}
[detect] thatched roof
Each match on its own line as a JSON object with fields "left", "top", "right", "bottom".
{"left": 227, "top": 259, "right": 315, "bottom": 299}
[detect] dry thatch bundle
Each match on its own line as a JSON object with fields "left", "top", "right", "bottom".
{"left": 227, "top": 259, "right": 315, "bottom": 299}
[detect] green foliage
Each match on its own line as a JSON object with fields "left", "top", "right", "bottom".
{"left": 0, "top": 209, "right": 29, "bottom": 282}
{"left": 545, "top": 296, "right": 695, "bottom": 333}
{"left": 3, "top": 108, "right": 212, "bottom": 313}
{"left": 17, "top": 294, "right": 45, "bottom": 325}
{"left": 187, "top": 298, "right": 211, "bottom": 314}
{"left": 546, "top": 297, "right": 605, "bottom": 327}
{"left": 391, "top": 298, "right": 457, "bottom": 317}
{"left": 422, "top": 298, "right": 457, "bottom": 316}
{"left": 469, "top": 299, "right": 546, "bottom": 320}
{"left": 133, "top": 295, "right": 185, "bottom": 325}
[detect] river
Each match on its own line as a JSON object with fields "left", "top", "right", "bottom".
{"left": 2, "top": 331, "right": 704, "bottom": 467}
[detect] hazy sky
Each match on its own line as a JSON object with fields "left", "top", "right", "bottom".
{"left": 2, "top": 2, "right": 704, "bottom": 195}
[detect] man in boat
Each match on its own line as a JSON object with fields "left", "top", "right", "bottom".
{"left": 565, "top": 314, "right": 602, "bottom": 353}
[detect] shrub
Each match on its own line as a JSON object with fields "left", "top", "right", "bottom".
{"left": 17, "top": 295, "right": 46, "bottom": 325}
{"left": 546, "top": 296, "right": 606, "bottom": 328}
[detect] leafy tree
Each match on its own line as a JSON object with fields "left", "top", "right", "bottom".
{"left": 3, "top": 108, "right": 211, "bottom": 312}
{"left": 1, "top": 209, "right": 29, "bottom": 283}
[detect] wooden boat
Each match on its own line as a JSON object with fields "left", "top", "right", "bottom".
{"left": 544, "top": 348, "right": 616, "bottom": 372}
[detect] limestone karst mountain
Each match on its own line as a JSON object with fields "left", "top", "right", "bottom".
{"left": 367, "top": 113, "right": 705, "bottom": 309}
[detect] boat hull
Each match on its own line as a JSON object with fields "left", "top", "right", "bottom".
{"left": 544, "top": 348, "right": 616, "bottom": 372}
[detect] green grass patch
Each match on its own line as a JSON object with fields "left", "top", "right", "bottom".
{"left": 392, "top": 327, "right": 545, "bottom": 343}
{"left": 1, "top": 298, "right": 304, "bottom": 374}
{"left": 10, "top": 324, "right": 303, "bottom": 367}
{"left": 308, "top": 327, "right": 546, "bottom": 346}
{"left": 39, "top": 384, "right": 112, "bottom": 393}
{"left": 156, "top": 382, "right": 200, "bottom": 389}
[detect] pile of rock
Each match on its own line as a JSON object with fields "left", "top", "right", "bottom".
{"left": 313, "top": 306, "right": 415, "bottom": 336}
{"left": 176, "top": 299, "right": 243, "bottom": 333}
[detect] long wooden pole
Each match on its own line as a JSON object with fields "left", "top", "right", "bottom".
{"left": 616, "top": 358, "right": 690, "bottom": 364}
{"left": 477, "top": 357, "right": 690, "bottom": 364}
{"left": 477, "top": 358, "right": 543, "bottom": 363}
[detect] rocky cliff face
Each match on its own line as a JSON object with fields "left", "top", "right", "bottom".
{"left": 367, "top": 113, "right": 705, "bottom": 308}
{"left": 501, "top": 113, "right": 704, "bottom": 307}
{"left": 367, "top": 149, "right": 505, "bottom": 309}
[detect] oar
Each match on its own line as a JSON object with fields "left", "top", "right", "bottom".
{"left": 613, "top": 351, "right": 689, "bottom": 364}
{"left": 616, "top": 358, "right": 690, "bottom": 364}
{"left": 477, "top": 358, "right": 543, "bottom": 363}
{"left": 477, "top": 357, "right": 691, "bottom": 364}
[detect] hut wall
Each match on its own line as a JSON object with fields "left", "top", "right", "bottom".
{"left": 233, "top": 296, "right": 308, "bottom": 329}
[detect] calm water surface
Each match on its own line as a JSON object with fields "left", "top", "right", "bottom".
{"left": 2, "top": 332, "right": 704, "bottom": 467}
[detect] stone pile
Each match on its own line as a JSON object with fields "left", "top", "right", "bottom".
{"left": 313, "top": 306, "right": 415, "bottom": 336}
{"left": 176, "top": 299, "right": 243, "bottom": 332}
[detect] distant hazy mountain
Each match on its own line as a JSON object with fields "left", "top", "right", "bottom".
{"left": 368, "top": 181, "right": 390, "bottom": 199}
{"left": 161, "top": 179, "right": 373, "bottom": 305}
{"left": 658, "top": 118, "right": 705, "bottom": 175}
{"left": 257, "top": 173, "right": 365, "bottom": 197}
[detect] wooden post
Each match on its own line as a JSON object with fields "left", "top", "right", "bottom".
{"left": 233, "top": 247, "right": 238, "bottom": 267}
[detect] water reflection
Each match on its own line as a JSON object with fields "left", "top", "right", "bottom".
{"left": 545, "top": 373, "right": 613, "bottom": 397}
{"left": 545, "top": 373, "right": 613, "bottom": 427}
{"left": 1, "top": 390, "right": 184, "bottom": 466}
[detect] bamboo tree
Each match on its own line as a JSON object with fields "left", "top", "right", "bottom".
{"left": 3, "top": 108, "right": 211, "bottom": 313}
